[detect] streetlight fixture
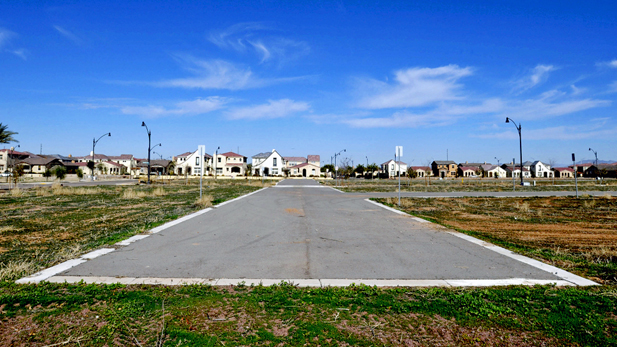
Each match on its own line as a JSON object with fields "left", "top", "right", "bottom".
{"left": 334, "top": 149, "right": 346, "bottom": 186}
{"left": 505, "top": 117, "right": 523, "bottom": 186}
{"left": 152, "top": 151, "right": 163, "bottom": 160}
{"left": 92, "top": 133, "right": 111, "bottom": 180}
{"left": 494, "top": 157, "right": 501, "bottom": 167}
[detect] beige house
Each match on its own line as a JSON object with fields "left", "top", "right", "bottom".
{"left": 215, "top": 152, "right": 247, "bottom": 177}
{"left": 409, "top": 166, "right": 432, "bottom": 178}
{"left": 553, "top": 167, "right": 574, "bottom": 178}
{"left": 0, "top": 148, "right": 29, "bottom": 173}
{"left": 16, "top": 157, "right": 63, "bottom": 175}
{"left": 289, "top": 163, "right": 321, "bottom": 177}
{"left": 458, "top": 166, "right": 478, "bottom": 177}
{"left": 432, "top": 161, "right": 457, "bottom": 178}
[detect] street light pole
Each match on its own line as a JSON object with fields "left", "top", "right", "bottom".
{"left": 92, "top": 132, "right": 111, "bottom": 180}
{"left": 589, "top": 148, "right": 598, "bottom": 168}
{"left": 505, "top": 117, "right": 523, "bottom": 186}
{"left": 141, "top": 122, "right": 152, "bottom": 184}
{"left": 214, "top": 147, "right": 220, "bottom": 180}
{"left": 494, "top": 157, "right": 501, "bottom": 167}
{"left": 334, "top": 149, "right": 346, "bottom": 187}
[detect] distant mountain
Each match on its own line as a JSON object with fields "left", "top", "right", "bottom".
{"left": 553, "top": 159, "right": 616, "bottom": 167}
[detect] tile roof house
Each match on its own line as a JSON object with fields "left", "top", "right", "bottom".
{"left": 431, "top": 160, "right": 457, "bottom": 178}
{"left": 174, "top": 150, "right": 213, "bottom": 176}
{"left": 216, "top": 151, "right": 247, "bottom": 177}
{"left": 409, "top": 166, "right": 432, "bottom": 178}
{"left": 289, "top": 162, "right": 321, "bottom": 177}
{"left": 252, "top": 150, "right": 284, "bottom": 176}
{"left": 553, "top": 167, "right": 574, "bottom": 178}
{"left": 458, "top": 166, "right": 479, "bottom": 177}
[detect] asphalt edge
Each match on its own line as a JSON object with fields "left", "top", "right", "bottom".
{"left": 15, "top": 186, "right": 269, "bottom": 284}
{"left": 365, "top": 198, "right": 598, "bottom": 287}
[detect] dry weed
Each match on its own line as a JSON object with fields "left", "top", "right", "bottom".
{"left": 35, "top": 188, "right": 51, "bottom": 197}
{"left": 515, "top": 201, "right": 530, "bottom": 212}
{"left": 152, "top": 187, "right": 166, "bottom": 196}
{"left": 0, "top": 260, "right": 37, "bottom": 282}
{"left": 122, "top": 189, "right": 147, "bottom": 199}
{"left": 194, "top": 195, "right": 213, "bottom": 208}
{"left": 9, "top": 188, "right": 23, "bottom": 197}
{"left": 583, "top": 199, "right": 596, "bottom": 209}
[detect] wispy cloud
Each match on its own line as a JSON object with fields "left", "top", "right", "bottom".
{"left": 226, "top": 99, "right": 309, "bottom": 120}
{"left": 501, "top": 90, "right": 610, "bottom": 121}
{"left": 478, "top": 119, "right": 617, "bottom": 140}
{"left": 512, "top": 64, "right": 556, "bottom": 92}
{"left": 0, "top": 27, "right": 27, "bottom": 60}
{"left": 208, "top": 22, "right": 310, "bottom": 65}
{"left": 120, "top": 97, "right": 228, "bottom": 118}
{"left": 344, "top": 99, "right": 502, "bottom": 128}
{"left": 152, "top": 55, "right": 307, "bottom": 90}
{"left": 53, "top": 25, "right": 82, "bottom": 45}
{"left": 596, "top": 59, "right": 617, "bottom": 68}
{"left": 608, "top": 81, "right": 617, "bottom": 93}
{"left": 356, "top": 65, "right": 473, "bottom": 109}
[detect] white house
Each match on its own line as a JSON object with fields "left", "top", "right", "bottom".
{"left": 480, "top": 164, "right": 507, "bottom": 178}
{"left": 252, "top": 149, "right": 285, "bottom": 176}
{"left": 380, "top": 160, "right": 407, "bottom": 177}
{"left": 531, "top": 160, "right": 554, "bottom": 178}
{"left": 503, "top": 165, "right": 532, "bottom": 178}
{"left": 174, "top": 150, "right": 213, "bottom": 176}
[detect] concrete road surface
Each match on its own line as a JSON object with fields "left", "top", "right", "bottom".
{"left": 30, "top": 179, "right": 592, "bottom": 286}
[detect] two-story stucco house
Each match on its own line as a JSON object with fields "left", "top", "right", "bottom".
{"left": 215, "top": 151, "right": 247, "bottom": 177}
{"left": 380, "top": 160, "right": 407, "bottom": 178}
{"left": 174, "top": 150, "right": 213, "bottom": 176}
{"left": 432, "top": 160, "right": 457, "bottom": 178}
{"left": 531, "top": 161, "right": 554, "bottom": 178}
{"left": 252, "top": 150, "right": 285, "bottom": 176}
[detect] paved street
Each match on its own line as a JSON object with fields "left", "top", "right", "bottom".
{"left": 50, "top": 179, "right": 577, "bottom": 284}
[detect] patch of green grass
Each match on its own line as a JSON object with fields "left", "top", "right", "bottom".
{"left": 0, "top": 282, "right": 615, "bottom": 346}
{"left": 0, "top": 180, "right": 266, "bottom": 281}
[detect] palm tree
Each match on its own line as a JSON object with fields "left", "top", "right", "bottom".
{"left": 0, "top": 123, "right": 18, "bottom": 144}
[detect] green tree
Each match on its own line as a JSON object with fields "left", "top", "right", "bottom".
{"left": 355, "top": 164, "right": 365, "bottom": 175}
{"left": 321, "top": 164, "right": 334, "bottom": 173}
{"left": 367, "top": 163, "right": 379, "bottom": 179}
{"left": 87, "top": 161, "right": 95, "bottom": 175}
{"left": 407, "top": 167, "right": 417, "bottom": 178}
{"left": 76, "top": 168, "right": 84, "bottom": 179}
{"left": 96, "top": 163, "right": 104, "bottom": 175}
{"left": 12, "top": 164, "right": 24, "bottom": 186}
{"left": 0, "top": 123, "right": 18, "bottom": 144}
{"left": 53, "top": 166, "right": 67, "bottom": 181}
{"left": 43, "top": 168, "right": 52, "bottom": 181}
{"left": 246, "top": 163, "right": 252, "bottom": 177}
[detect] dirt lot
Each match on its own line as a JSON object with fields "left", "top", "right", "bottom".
{"left": 377, "top": 195, "right": 617, "bottom": 284}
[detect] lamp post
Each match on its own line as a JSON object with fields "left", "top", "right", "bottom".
{"left": 505, "top": 117, "right": 523, "bottom": 186}
{"left": 589, "top": 147, "right": 598, "bottom": 168}
{"left": 140, "top": 122, "right": 153, "bottom": 184}
{"left": 92, "top": 133, "right": 111, "bottom": 180}
{"left": 334, "top": 149, "right": 346, "bottom": 186}
{"left": 152, "top": 151, "right": 163, "bottom": 160}
{"left": 214, "top": 146, "right": 220, "bottom": 179}
{"left": 494, "top": 157, "right": 501, "bottom": 167}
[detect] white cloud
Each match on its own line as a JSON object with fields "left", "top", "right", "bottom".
{"left": 0, "top": 28, "right": 15, "bottom": 48}
{"left": 344, "top": 99, "right": 502, "bottom": 128}
{"left": 596, "top": 59, "right": 617, "bottom": 68}
{"left": 501, "top": 90, "right": 610, "bottom": 120}
{"left": 512, "top": 64, "right": 556, "bottom": 92}
{"left": 356, "top": 65, "right": 473, "bottom": 109}
{"left": 156, "top": 59, "right": 257, "bottom": 90}
{"left": 226, "top": 99, "right": 309, "bottom": 120}
{"left": 0, "top": 28, "right": 26, "bottom": 59}
{"left": 608, "top": 81, "right": 617, "bottom": 93}
{"left": 479, "top": 124, "right": 617, "bottom": 141}
{"left": 208, "top": 22, "right": 309, "bottom": 64}
{"left": 53, "top": 25, "right": 81, "bottom": 44}
{"left": 120, "top": 97, "right": 228, "bottom": 118}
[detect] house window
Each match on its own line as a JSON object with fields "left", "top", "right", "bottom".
{"left": 218, "top": 157, "right": 221, "bottom": 163}
{"left": 273, "top": 158, "right": 277, "bottom": 167}
{"left": 195, "top": 156, "right": 200, "bottom": 166}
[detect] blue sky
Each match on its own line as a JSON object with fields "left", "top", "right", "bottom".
{"left": 1, "top": 1, "right": 617, "bottom": 166}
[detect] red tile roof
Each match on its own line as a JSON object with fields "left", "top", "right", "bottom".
{"left": 225, "top": 163, "right": 245, "bottom": 166}
{"left": 221, "top": 151, "right": 244, "bottom": 158}
{"left": 307, "top": 155, "right": 320, "bottom": 162}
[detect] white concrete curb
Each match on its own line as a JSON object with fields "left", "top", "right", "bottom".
{"left": 366, "top": 199, "right": 598, "bottom": 286}
{"left": 42, "top": 276, "right": 576, "bottom": 287}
